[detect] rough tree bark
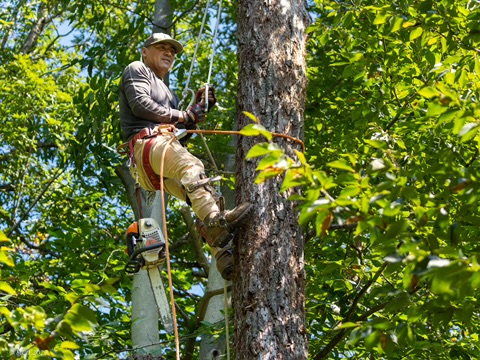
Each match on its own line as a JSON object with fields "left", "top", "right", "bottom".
{"left": 234, "top": 0, "right": 310, "bottom": 359}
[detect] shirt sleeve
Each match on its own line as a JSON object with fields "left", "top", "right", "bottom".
{"left": 121, "top": 62, "right": 182, "bottom": 123}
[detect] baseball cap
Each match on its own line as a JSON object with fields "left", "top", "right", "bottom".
{"left": 143, "top": 33, "right": 183, "bottom": 54}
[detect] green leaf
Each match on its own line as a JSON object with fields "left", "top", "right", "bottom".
{"left": 245, "top": 142, "right": 281, "bottom": 159}
{"left": 256, "top": 154, "right": 286, "bottom": 171}
{"left": 0, "top": 248, "right": 14, "bottom": 267}
{"left": 295, "top": 149, "right": 307, "bottom": 165}
{"left": 385, "top": 220, "right": 408, "bottom": 238}
{"left": 410, "top": 27, "right": 423, "bottom": 41}
{"left": 431, "top": 275, "right": 454, "bottom": 296}
{"left": 349, "top": 52, "right": 364, "bottom": 63}
{"left": 417, "top": 86, "right": 439, "bottom": 99}
{"left": 0, "top": 230, "right": 8, "bottom": 242}
{"left": 242, "top": 111, "right": 259, "bottom": 123}
{"left": 60, "top": 341, "right": 80, "bottom": 350}
{"left": 64, "top": 304, "right": 97, "bottom": 333}
{"left": 342, "top": 11, "right": 354, "bottom": 28}
{"left": 315, "top": 210, "right": 332, "bottom": 236}
{"left": 56, "top": 321, "right": 76, "bottom": 340}
{"left": 459, "top": 122, "right": 479, "bottom": 142}
{"left": 0, "top": 281, "right": 17, "bottom": 295}
{"left": 437, "top": 109, "right": 464, "bottom": 125}
{"left": 390, "top": 17, "right": 403, "bottom": 32}
{"left": 364, "top": 329, "right": 380, "bottom": 351}
{"left": 239, "top": 123, "right": 273, "bottom": 141}
{"left": 255, "top": 167, "right": 284, "bottom": 184}
{"left": 364, "top": 139, "right": 388, "bottom": 149}
{"left": 336, "top": 322, "right": 360, "bottom": 329}
{"left": 373, "top": 12, "right": 390, "bottom": 25}
{"left": 340, "top": 185, "right": 360, "bottom": 197}
{"left": 426, "top": 101, "right": 448, "bottom": 117}
{"left": 327, "top": 159, "right": 355, "bottom": 172}
{"left": 395, "top": 138, "right": 406, "bottom": 149}
{"left": 281, "top": 169, "right": 304, "bottom": 192}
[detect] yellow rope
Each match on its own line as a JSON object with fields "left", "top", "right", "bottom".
{"left": 224, "top": 279, "right": 230, "bottom": 360}
{"left": 159, "top": 135, "right": 181, "bottom": 360}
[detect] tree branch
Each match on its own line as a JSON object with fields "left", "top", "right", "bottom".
{"left": 16, "top": 234, "right": 57, "bottom": 257}
{"left": 1, "top": 1, "right": 21, "bottom": 51}
{"left": 196, "top": 286, "right": 231, "bottom": 324}
{"left": 21, "top": 2, "right": 51, "bottom": 54}
{"left": 314, "top": 262, "right": 388, "bottom": 360}
{"left": 7, "top": 167, "right": 64, "bottom": 238}
{"left": 0, "top": 184, "right": 15, "bottom": 192}
{"left": 179, "top": 207, "right": 210, "bottom": 276}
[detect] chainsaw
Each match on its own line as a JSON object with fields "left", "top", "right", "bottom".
{"left": 125, "top": 218, "right": 173, "bottom": 333}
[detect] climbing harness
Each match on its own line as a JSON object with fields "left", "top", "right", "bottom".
{"left": 121, "top": 125, "right": 176, "bottom": 190}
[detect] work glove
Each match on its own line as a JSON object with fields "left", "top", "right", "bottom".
{"left": 184, "top": 103, "right": 206, "bottom": 125}
{"left": 195, "top": 86, "right": 217, "bottom": 111}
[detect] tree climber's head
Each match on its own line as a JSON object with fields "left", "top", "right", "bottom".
{"left": 141, "top": 33, "right": 184, "bottom": 79}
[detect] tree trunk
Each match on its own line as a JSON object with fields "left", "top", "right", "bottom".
{"left": 153, "top": 0, "right": 173, "bottom": 34}
{"left": 21, "top": 2, "right": 50, "bottom": 54}
{"left": 234, "top": 0, "right": 309, "bottom": 358}
{"left": 117, "top": 165, "right": 165, "bottom": 358}
{"left": 122, "top": 0, "right": 175, "bottom": 357}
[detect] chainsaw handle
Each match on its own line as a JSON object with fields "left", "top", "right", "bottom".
{"left": 125, "top": 259, "right": 143, "bottom": 274}
{"left": 129, "top": 242, "right": 165, "bottom": 261}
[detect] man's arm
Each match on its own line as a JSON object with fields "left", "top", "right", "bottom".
{"left": 121, "top": 62, "right": 183, "bottom": 123}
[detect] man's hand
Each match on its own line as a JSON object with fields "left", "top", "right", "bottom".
{"left": 184, "top": 103, "right": 206, "bottom": 125}
{"left": 195, "top": 86, "right": 217, "bottom": 111}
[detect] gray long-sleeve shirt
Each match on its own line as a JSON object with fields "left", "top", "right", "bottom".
{"left": 119, "top": 61, "right": 182, "bottom": 140}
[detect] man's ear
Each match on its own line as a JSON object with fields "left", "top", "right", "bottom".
{"left": 141, "top": 47, "right": 147, "bottom": 62}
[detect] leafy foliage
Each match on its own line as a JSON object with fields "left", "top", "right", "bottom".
{"left": 2, "top": 0, "right": 480, "bottom": 358}
{"left": 253, "top": 0, "right": 480, "bottom": 358}
{"left": 0, "top": 0, "right": 241, "bottom": 358}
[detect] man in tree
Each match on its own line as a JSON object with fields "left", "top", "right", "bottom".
{"left": 119, "top": 33, "right": 252, "bottom": 279}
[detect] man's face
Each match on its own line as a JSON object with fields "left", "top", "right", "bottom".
{"left": 142, "top": 42, "right": 176, "bottom": 79}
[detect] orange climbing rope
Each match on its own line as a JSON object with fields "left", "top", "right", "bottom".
{"left": 186, "top": 129, "right": 305, "bottom": 153}
{"left": 117, "top": 128, "right": 305, "bottom": 155}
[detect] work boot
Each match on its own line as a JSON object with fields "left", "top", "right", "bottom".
{"left": 196, "top": 219, "right": 234, "bottom": 280}
{"left": 215, "top": 244, "right": 234, "bottom": 281}
{"left": 203, "top": 202, "right": 253, "bottom": 248}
